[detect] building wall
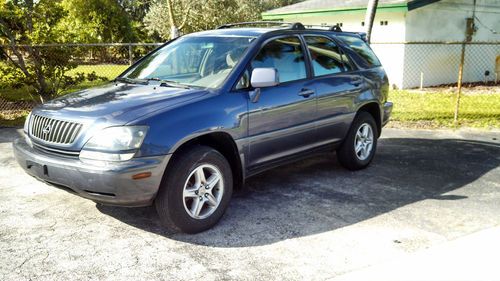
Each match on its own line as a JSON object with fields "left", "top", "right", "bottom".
{"left": 406, "top": 0, "right": 500, "bottom": 42}
{"left": 402, "top": 0, "right": 500, "bottom": 88}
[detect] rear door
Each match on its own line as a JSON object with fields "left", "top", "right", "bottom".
{"left": 247, "top": 35, "right": 317, "bottom": 169}
{"left": 302, "top": 35, "right": 364, "bottom": 144}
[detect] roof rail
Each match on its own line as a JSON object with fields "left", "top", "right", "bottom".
{"left": 216, "top": 21, "right": 347, "bottom": 33}
{"left": 303, "top": 24, "right": 343, "bottom": 32}
{"left": 217, "top": 21, "right": 305, "bottom": 30}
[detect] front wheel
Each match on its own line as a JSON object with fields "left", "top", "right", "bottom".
{"left": 337, "top": 111, "right": 378, "bottom": 170}
{"left": 155, "top": 146, "right": 233, "bottom": 233}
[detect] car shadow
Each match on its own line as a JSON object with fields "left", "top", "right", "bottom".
{"left": 97, "top": 137, "right": 500, "bottom": 247}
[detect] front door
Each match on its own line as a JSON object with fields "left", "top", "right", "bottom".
{"left": 247, "top": 36, "right": 317, "bottom": 169}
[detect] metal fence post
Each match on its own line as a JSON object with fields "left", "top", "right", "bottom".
{"left": 128, "top": 44, "right": 133, "bottom": 65}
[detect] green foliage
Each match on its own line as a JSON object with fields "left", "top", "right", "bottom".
{"left": 61, "top": 0, "right": 138, "bottom": 43}
{"left": 144, "top": 0, "right": 302, "bottom": 40}
{"left": 0, "top": 0, "right": 74, "bottom": 101}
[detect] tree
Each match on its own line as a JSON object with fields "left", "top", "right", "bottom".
{"left": 60, "top": 0, "right": 137, "bottom": 43}
{"left": 0, "top": 0, "right": 73, "bottom": 102}
{"left": 143, "top": 0, "right": 302, "bottom": 41}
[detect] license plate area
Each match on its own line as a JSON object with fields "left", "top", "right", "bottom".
{"left": 26, "top": 160, "right": 49, "bottom": 177}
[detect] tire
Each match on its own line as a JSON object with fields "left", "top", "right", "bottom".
{"left": 337, "top": 111, "right": 378, "bottom": 171}
{"left": 155, "top": 145, "right": 233, "bottom": 234}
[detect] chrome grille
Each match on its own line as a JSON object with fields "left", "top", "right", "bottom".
{"left": 29, "top": 114, "right": 82, "bottom": 144}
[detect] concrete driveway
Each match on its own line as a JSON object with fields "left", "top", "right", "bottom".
{"left": 0, "top": 128, "right": 499, "bottom": 280}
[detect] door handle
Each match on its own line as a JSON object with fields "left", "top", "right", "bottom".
{"left": 350, "top": 77, "right": 364, "bottom": 86}
{"left": 298, "top": 89, "right": 314, "bottom": 98}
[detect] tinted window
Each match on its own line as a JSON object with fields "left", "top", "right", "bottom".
{"left": 337, "top": 35, "right": 381, "bottom": 68}
{"left": 252, "top": 36, "right": 306, "bottom": 83}
{"left": 305, "top": 36, "right": 350, "bottom": 76}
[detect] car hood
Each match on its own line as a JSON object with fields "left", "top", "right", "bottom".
{"left": 35, "top": 82, "right": 211, "bottom": 125}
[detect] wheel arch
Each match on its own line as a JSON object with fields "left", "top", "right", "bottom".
{"left": 167, "top": 132, "right": 245, "bottom": 191}
{"left": 356, "top": 102, "right": 382, "bottom": 137}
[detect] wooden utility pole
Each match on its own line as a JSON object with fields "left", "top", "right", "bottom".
{"left": 454, "top": 0, "right": 476, "bottom": 126}
{"left": 364, "top": 0, "right": 379, "bottom": 43}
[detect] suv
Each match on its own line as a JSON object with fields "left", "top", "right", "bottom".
{"left": 14, "top": 22, "right": 392, "bottom": 233}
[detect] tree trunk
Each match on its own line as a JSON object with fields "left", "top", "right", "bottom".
{"left": 166, "top": 0, "right": 179, "bottom": 39}
{"left": 364, "top": 0, "right": 379, "bottom": 43}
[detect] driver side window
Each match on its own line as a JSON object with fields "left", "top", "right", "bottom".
{"left": 252, "top": 36, "right": 307, "bottom": 83}
{"left": 234, "top": 36, "right": 307, "bottom": 90}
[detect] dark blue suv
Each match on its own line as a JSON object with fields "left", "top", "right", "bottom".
{"left": 14, "top": 22, "right": 392, "bottom": 233}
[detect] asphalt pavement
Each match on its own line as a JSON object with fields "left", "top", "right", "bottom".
{"left": 0, "top": 127, "right": 499, "bottom": 280}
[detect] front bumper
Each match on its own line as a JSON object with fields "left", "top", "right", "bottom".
{"left": 13, "top": 138, "right": 171, "bottom": 207}
{"left": 382, "top": 101, "right": 393, "bottom": 126}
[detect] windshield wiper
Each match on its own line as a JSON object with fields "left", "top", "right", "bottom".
{"left": 145, "top": 78, "right": 191, "bottom": 89}
{"left": 115, "top": 77, "right": 148, "bottom": 85}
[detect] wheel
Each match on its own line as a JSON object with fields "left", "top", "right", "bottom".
{"left": 155, "top": 145, "right": 233, "bottom": 233}
{"left": 337, "top": 111, "right": 378, "bottom": 170}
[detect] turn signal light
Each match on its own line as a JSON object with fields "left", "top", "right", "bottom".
{"left": 132, "top": 172, "right": 152, "bottom": 180}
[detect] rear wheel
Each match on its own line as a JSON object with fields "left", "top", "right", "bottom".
{"left": 155, "top": 145, "right": 233, "bottom": 233}
{"left": 337, "top": 111, "right": 378, "bottom": 170}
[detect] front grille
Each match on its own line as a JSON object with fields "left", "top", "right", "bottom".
{"left": 29, "top": 114, "right": 82, "bottom": 144}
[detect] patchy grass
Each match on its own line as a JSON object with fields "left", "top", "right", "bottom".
{"left": 1, "top": 64, "right": 130, "bottom": 126}
{"left": 0, "top": 116, "right": 26, "bottom": 127}
{"left": 66, "top": 64, "right": 129, "bottom": 80}
{"left": 389, "top": 90, "right": 500, "bottom": 129}
{"left": 0, "top": 85, "right": 39, "bottom": 102}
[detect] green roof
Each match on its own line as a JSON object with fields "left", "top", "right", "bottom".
{"left": 262, "top": 0, "right": 440, "bottom": 18}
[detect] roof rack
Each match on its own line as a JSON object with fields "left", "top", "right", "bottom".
{"left": 217, "top": 21, "right": 343, "bottom": 32}
{"left": 302, "top": 24, "right": 343, "bottom": 32}
{"left": 217, "top": 21, "right": 305, "bottom": 30}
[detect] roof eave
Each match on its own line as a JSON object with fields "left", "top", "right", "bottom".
{"left": 262, "top": 0, "right": 441, "bottom": 18}
{"left": 262, "top": 3, "right": 408, "bottom": 18}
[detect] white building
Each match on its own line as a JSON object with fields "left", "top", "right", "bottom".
{"left": 263, "top": 0, "right": 500, "bottom": 89}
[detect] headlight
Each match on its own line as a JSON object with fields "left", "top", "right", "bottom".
{"left": 24, "top": 112, "right": 33, "bottom": 147}
{"left": 80, "top": 126, "right": 148, "bottom": 162}
{"left": 24, "top": 112, "right": 32, "bottom": 133}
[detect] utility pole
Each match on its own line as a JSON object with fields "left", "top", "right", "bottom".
{"left": 454, "top": 0, "right": 476, "bottom": 126}
{"left": 364, "top": 0, "right": 379, "bottom": 43}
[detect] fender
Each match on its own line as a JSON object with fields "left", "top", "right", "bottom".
{"left": 132, "top": 90, "right": 249, "bottom": 158}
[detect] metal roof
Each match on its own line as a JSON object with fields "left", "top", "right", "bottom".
{"left": 263, "top": 0, "right": 440, "bottom": 15}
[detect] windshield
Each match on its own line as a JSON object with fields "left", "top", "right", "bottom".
{"left": 122, "top": 36, "right": 255, "bottom": 89}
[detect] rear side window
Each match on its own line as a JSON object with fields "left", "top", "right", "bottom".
{"left": 337, "top": 35, "right": 381, "bottom": 68}
{"left": 304, "top": 36, "right": 351, "bottom": 76}
{"left": 252, "top": 36, "right": 306, "bottom": 83}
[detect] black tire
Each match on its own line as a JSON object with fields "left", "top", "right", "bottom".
{"left": 337, "top": 111, "right": 378, "bottom": 171}
{"left": 155, "top": 145, "right": 233, "bottom": 234}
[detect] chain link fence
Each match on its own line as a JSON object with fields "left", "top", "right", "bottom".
{"left": 371, "top": 41, "right": 500, "bottom": 128}
{"left": 1, "top": 42, "right": 499, "bottom": 128}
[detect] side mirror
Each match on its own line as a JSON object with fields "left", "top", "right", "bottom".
{"left": 250, "top": 68, "right": 279, "bottom": 88}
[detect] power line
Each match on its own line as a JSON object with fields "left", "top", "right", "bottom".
{"left": 474, "top": 16, "right": 498, "bottom": 34}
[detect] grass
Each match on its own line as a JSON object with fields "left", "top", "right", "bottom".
{"left": 66, "top": 64, "right": 129, "bottom": 81}
{"left": 389, "top": 90, "right": 500, "bottom": 129}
